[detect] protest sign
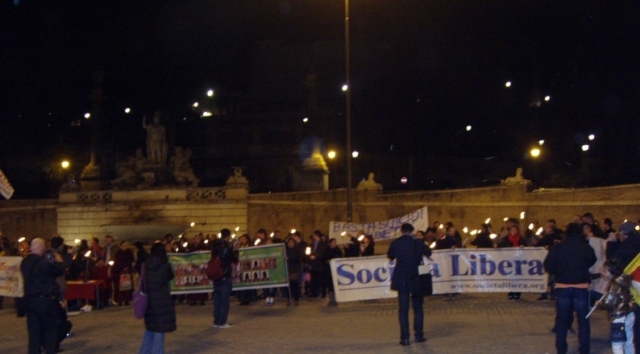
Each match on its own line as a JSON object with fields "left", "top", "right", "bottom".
{"left": 168, "top": 244, "right": 288, "bottom": 294}
{"left": 329, "top": 207, "right": 428, "bottom": 244}
{"left": 0, "top": 256, "right": 24, "bottom": 297}
{"left": 169, "top": 251, "right": 212, "bottom": 294}
{"left": 330, "top": 247, "right": 548, "bottom": 303}
{"left": 0, "top": 169, "right": 14, "bottom": 200}
{"left": 233, "top": 244, "right": 288, "bottom": 291}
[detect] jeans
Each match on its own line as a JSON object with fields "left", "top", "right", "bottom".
{"left": 555, "top": 288, "right": 590, "bottom": 354}
{"left": 139, "top": 330, "right": 164, "bottom": 354}
{"left": 612, "top": 312, "right": 635, "bottom": 354}
{"left": 213, "top": 278, "right": 232, "bottom": 325}
{"left": 398, "top": 292, "right": 424, "bottom": 341}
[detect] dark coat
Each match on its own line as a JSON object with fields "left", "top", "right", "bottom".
{"left": 343, "top": 237, "right": 361, "bottom": 257}
{"left": 143, "top": 254, "right": 176, "bottom": 333}
{"left": 544, "top": 234, "right": 596, "bottom": 285}
{"left": 308, "top": 240, "right": 327, "bottom": 272}
{"left": 613, "top": 233, "right": 640, "bottom": 268}
{"left": 388, "top": 235, "right": 432, "bottom": 293}
{"left": 470, "top": 232, "right": 494, "bottom": 248}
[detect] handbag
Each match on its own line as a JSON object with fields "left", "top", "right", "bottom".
{"left": 119, "top": 271, "right": 133, "bottom": 291}
{"left": 611, "top": 320, "right": 627, "bottom": 343}
{"left": 132, "top": 263, "right": 147, "bottom": 319}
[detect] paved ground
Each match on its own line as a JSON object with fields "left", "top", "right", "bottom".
{"left": 1, "top": 292, "right": 613, "bottom": 354}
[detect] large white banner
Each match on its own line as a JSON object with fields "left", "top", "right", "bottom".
{"left": 0, "top": 169, "right": 14, "bottom": 200}
{"left": 330, "top": 248, "right": 548, "bottom": 303}
{"left": 329, "top": 207, "right": 428, "bottom": 244}
{"left": 0, "top": 256, "right": 24, "bottom": 297}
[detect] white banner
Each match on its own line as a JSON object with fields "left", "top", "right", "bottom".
{"left": 330, "top": 248, "right": 548, "bottom": 303}
{"left": 329, "top": 207, "right": 428, "bottom": 244}
{"left": 0, "top": 169, "right": 14, "bottom": 200}
{"left": 0, "top": 256, "right": 24, "bottom": 297}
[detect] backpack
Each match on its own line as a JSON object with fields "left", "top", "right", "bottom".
{"left": 206, "top": 255, "right": 224, "bottom": 281}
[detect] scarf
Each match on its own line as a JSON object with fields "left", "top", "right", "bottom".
{"left": 508, "top": 233, "right": 521, "bottom": 247}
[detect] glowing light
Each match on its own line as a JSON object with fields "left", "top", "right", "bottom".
{"left": 175, "top": 248, "right": 179, "bottom": 252}
{"left": 588, "top": 134, "right": 595, "bottom": 141}
{"left": 207, "top": 89, "right": 214, "bottom": 97}
{"left": 528, "top": 223, "right": 534, "bottom": 230}
{"left": 231, "top": 234, "right": 236, "bottom": 239}
{"left": 190, "top": 222, "right": 195, "bottom": 227}
{"left": 485, "top": 218, "right": 491, "bottom": 224}
{"left": 18, "top": 237, "right": 25, "bottom": 242}
{"left": 178, "top": 235, "right": 183, "bottom": 239}
{"left": 429, "top": 242, "right": 436, "bottom": 249}
{"left": 490, "top": 233, "right": 498, "bottom": 239}
{"left": 539, "top": 140, "right": 545, "bottom": 145}
{"left": 470, "top": 230, "right": 478, "bottom": 236}
{"left": 340, "top": 232, "right": 346, "bottom": 236}
{"left": 503, "top": 217, "right": 508, "bottom": 222}
{"left": 217, "top": 233, "right": 221, "bottom": 238}
{"left": 270, "top": 232, "right": 274, "bottom": 238}
{"left": 582, "top": 144, "right": 589, "bottom": 152}
{"left": 530, "top": 148, "right": 541, "bottom": 158}
{"left": 254, "top": 239, "right": 261, "bottom": 246}
{"left": 327, "top": 151, "right": 336, "bottom": 159}
{"left": 235, "top": 226, "right": 240, "bottom": 231}
{"left": 108, "top": 261, "right": 114, "bottom": 266}
{"left": 463, "top": 227, "right": 469, "bottom": 233}
{"left": 636, "top": 226, "right": 640, "bottom": 231}
{"left": 544, "top": 96, "right": 550, "bottom": 101}
{"left": 439, "top": 224, "right": 444, "bottom": 229}
{"left": 202, "top": 111, "right": 212, "bottom": 117}
{"left": 358, "top": 235, "right": 365, "bottom": 242}
{"left": 352, "top": 151, "right": 359, "bottom": 158}
{"left": 193, "top": 102, "right": 199, "bottom": 108}
{"left": 466, "top": 125, "right": 472, "bottom": 131}
{"left": 74, "top": 239, "right": 80, "bottom": 245}
{"left": 536, "top": 227, "right": 544, "bottom": 235}
{"left": 291, "top": 229, "right": 296, "bottom": 234}
{"left": 520, "top": 211, "right": 525, "bottom": 219}
{"left": 182, "top": 242, "right": 188, "bottom": 248}
{"left": 84, "top": 251, "right": 91, "bottom": 258}
{"left": 400, "top": 177, "right": 408, "bottom": 184}
{"left": 303, "top": 117, "right": 309, "bottom": 123}
{"left": 342, "top": 84, "right": 348, "bottom": 91}
{"left": 204, "top": 239, "right": 209, "bottom": 244}
{"left": 505, "top": 81, "right": 512, "bottom": 88}
{"left": 124, "top": 108, "right": 131, "bottom": 114}
{"left": 84, "top": 113, "right": 91, "bottom": 119}
{"left": 305, "top": 247, "right": 311, "bottom": 255}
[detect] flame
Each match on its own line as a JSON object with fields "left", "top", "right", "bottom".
{"left": 429, "top": 242, "right": 436, "bottom": 249}
{"left": 536, "top": 227, "right": 544, "bottom": 235}
{"left": 470, "top": 230, "right": 478, "bottom": 236}
{"left": 485, "top": 218, "right": 491, "bottom": 224}
{"left": 463, "top": 227, "right": 469, "bottom": 233}
{"left": 520, "top": 211, "right": 525, "bottom": 219}
{"left": 490, "top": 233, "right": 497, "bottom": 239}
{"left": 305, "top": 247, "right": 311, "bottom": 255}
{"left": 254, "top": 239, "right": 261, "bottom": 246}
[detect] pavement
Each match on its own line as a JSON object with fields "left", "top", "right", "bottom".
{"left": 0, "top": 292, "right": 614, "bottom": 354}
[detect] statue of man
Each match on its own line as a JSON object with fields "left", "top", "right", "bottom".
{"left": 142, "top": 112, "right": 167, "bottom": 167}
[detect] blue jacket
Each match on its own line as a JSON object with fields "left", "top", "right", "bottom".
{"left": 388, "top": 234, "right": 432, "bottom": 293}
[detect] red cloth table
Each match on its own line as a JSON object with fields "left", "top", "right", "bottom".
{"left": 65, "top": 280, "right": 105, "bottom": 309}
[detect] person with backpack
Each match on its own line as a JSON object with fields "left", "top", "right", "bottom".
{"left": 211, "top": 229, "right": 238, "bottom": 328}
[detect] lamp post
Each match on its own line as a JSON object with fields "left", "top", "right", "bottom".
{"left": 344, "top": 0, "right": 353, "bottom": 222}
{"left": 530, "top": 147, "right": 541, "bottom": 187}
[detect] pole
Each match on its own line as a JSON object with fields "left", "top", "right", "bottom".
{"left": 345, "top": 0, "right": 353, "bottom": 222}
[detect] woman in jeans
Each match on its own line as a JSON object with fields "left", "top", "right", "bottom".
{"left": 139, "top": 243, "right": 176, "bottom": 354}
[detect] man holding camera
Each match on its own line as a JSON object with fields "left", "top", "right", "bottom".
{"left": 21, "top": 238, "right": 65, "bottom": 354}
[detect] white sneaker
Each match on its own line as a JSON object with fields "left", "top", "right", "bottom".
{"left": 268, "top": 297, "right": 274, "bottom": 305}
{"left": 214, "top": 323, "right": 233, "bottom": 329}
{"left": 265, "top": 297, "right": 270, "bottom": 305}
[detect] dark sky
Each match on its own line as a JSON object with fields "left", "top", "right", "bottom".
{"left": 1, "top": 1, "right": 640, "bottom": 195}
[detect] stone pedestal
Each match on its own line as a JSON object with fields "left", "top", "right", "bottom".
{"left": 80, "top": 163, "right": 101, "bottom": 191}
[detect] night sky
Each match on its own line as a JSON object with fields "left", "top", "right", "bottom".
{"left": 1, "top": 1, "right": 640, "bottom": 197}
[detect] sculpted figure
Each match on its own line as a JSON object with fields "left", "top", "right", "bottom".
{"left": 142, "top": 112, "right": 167, "bottom": 167}
{"left": 170, "top": 146, "right": 200, "bottom": 187}
{"left": 357, "top": 172, "right": 383, "bottom": 191}
{"left": 503, "top": 167, "right": 531, "bottom": 185}
{"left": 111, "top": 148, "right": 147, "bottom": 187}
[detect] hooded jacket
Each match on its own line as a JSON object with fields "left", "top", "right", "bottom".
{"left": 143, "top": 254, "right": 176, "bottom": 333}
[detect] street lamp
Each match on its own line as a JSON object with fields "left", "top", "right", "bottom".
{"left": 344, "top": 0, "right": 353, "bottom": 222}
{"left": 328, "top": 150, "right": 336, "bottom": 159}
{"left": 124, "top": 108, "right": 131, "bottom": 114}
{"left": 505, "top": 81, "right": 512, "bottom": 88}
{"left": 530, "top": 148, "right": 541, "bottom": 158}
{"left": 61, "top": 160, "right": 70, "bottom": 169}
{"left": 582, "top": 144, "right": 589, "bottom": 152}
{"left": 207, "top": 89, "right": 214, "bottom": 97}
{"left": 352, "top": 151, "right": 359, "bottom": 158}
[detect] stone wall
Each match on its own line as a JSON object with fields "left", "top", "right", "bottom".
{"left": 248, "top": 184, "right": 640, "bottom": 253}
{"left": 0, "top": 199, "right": 58, "bottom": 239}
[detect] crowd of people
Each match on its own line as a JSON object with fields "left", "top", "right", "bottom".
{"left": 5, "top": 210, "right": 640, "bottom": 353}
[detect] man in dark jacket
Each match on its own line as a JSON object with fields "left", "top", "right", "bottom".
{"left": 21, "top": 237, "right": 65, "bottom": 354}
{"left": 307, "top": 230, "right": 327, "bottom": 298}
{"left": 544, "top": 223, "right": 596, "bottom": 354}
{"left": 212, "top": 229, "right": 238, "bottom": 328}
{"left": 388, "top": 223, "right": 432, "bottom": 346}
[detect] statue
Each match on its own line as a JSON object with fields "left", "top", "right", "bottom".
{"left": 170, "top": 146, "right": 200, "bottom": 187}
{"left": 226, "top": 167, "right": 249, "bottom": 188}
{"left": 357, "top": 172, "right": 383, "bottom": 191}
{"left": 503, "top": 167, "right": 531, "bottom": 185}
{"left": 142, "top": 112, "right": 168, "bottom": 167}
{"left": 111, "top": 148, "right": 147, "bottom": 187}
{"left": 60, "top": 174, "right": 79, "bottom": 193}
